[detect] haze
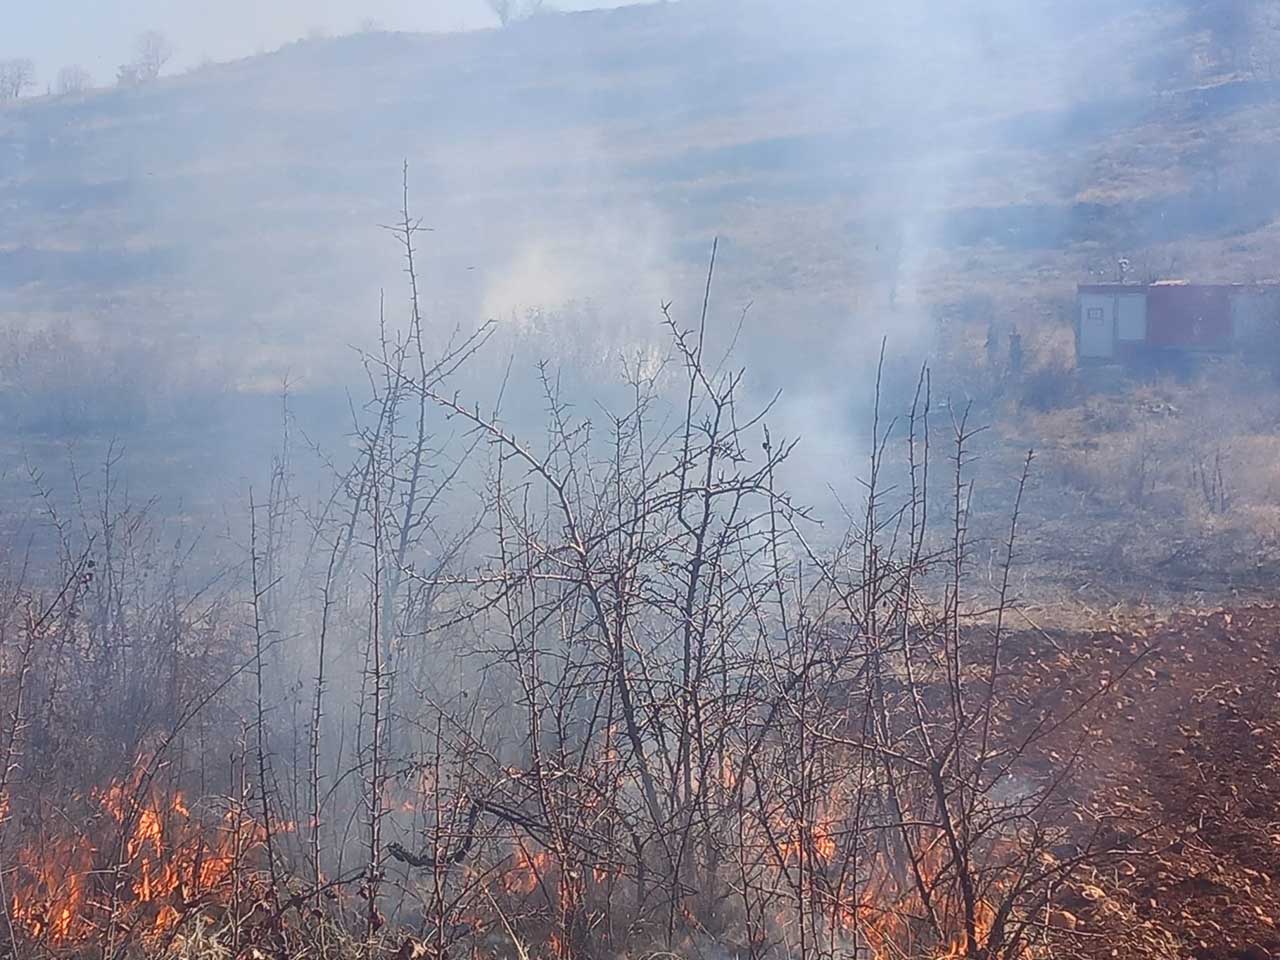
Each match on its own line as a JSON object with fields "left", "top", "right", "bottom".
{"left": 12, "top": 0, "right": 636, "bottom": 79}
{"left": 3, "top": 3, "right": 1280, "bottom": 959}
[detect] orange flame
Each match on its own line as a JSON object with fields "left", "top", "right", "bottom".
{"left": 504, "top": 842, "right": 551, "bottom": 896}
{"left": 7, "top": 769, "right": 268, "bottom": 950}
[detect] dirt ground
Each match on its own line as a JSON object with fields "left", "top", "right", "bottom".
{"left": 1006, "top": 606, "right": 1280, "bottom": 960}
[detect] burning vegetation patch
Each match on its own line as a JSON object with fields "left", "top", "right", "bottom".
{"left": 8, "top": 766, "right": 269, "bottom": 950}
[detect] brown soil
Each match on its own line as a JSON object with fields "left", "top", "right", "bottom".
{"left": 1011, "top": 606, "right": 1280, "bottom": 960}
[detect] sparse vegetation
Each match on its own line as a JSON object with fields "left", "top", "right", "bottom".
{"left": 0, "top": 220, "right": 1137, "bottom": 960}
{"left": 117, "top": 30, "right": 173, "bottom": 86}
{"left": 6, "top": 1, "right": 1280, "bottom": 958}
{"left": 0, "top": 58, "right": 35, "bottom": 101}
{"left": 54, "top": 65, "right": 92, "bottom": 96}
{"left": 487, "top": 0, "right": 547, "bottom": 27}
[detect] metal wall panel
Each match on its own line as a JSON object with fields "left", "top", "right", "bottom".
{"left": 1078, "top": 293, "right": 1115, "bottom": 358}
{"left": 1147, "top": 285, "right": 1231, "bottom": 349}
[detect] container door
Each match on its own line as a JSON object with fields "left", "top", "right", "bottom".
{"left": 1116, "top": 294, "right": 1147, "bottom": 342}
{"left": 1079, "top": 300, "right": 1114, "bottom": 358}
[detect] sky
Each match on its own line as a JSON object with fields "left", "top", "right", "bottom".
{"left": 10, "top": 0, "right": 636, "bottom": 85}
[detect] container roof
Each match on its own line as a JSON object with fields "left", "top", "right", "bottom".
{"left": 1079, "top": 280, "right": 1280, "bottom": 293}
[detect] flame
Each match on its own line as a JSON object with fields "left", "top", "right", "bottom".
{"left": 736, "top": 774, "right": 1005, "bottom": 960}
{"left": 389, "top": 768, "right": 437, "bottom": 818}
{"left": 830, "top": 849, "right": 1001, "bottom": 960}
{"left": 6, "top": 767, "right": 268, "bottom": 950}
{"left": 504, "top": 841, "right": 551, "bottom": 896}
{"left": 10, "top": 836, "right": 93, "bottom": 943}
{"left": 773, "top": 800, "right": 840, "bottom": 866}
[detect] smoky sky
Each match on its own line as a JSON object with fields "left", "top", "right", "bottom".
{"left": 10, "top": 0, "right": 639, "bottom": 83}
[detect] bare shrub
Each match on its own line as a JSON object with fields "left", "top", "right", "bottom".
{"left": 118, "top": 31, "right": 173, "bottom": 86}
{"left": 1048, "top": 446, "right": 1104, "bottom": 499}
{"left": 1190, "top": 442, "right": 1229, "bottom": 515}
{"left": 369, "top": 251, "right": 1132, "bottom": 960}
{"left": 55, "top": 65, "right": 92, "bottom": 96}
{"left": 0, "top": 203, "right": 1133, "bottom": 960}
{"left": 0, "top": 58, "right": 35, "bottom": 102}
{"left": 488, "top": 0, "right": 546, "bottom": 26}
{"left": 1018, "top": 355, "right": 1079, "bottom": 411}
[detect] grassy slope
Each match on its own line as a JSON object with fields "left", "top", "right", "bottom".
{"left": 3, "top": 0, "right": 1277, "bottom": 376}
{"left": 2, "top": 0, "right": 1280, "bottom": 598}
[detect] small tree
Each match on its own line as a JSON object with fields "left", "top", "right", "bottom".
{"left": 488, "top": 0, "right": 517, "bottom": 25}
{"left": 118, "top": 30, "right": 172, "bottom": 86}
{"left": 0, "top": 59, "right": 35, "bottom": 101}
{"left": 488, "top": 0, "right": 547, "bottom": 26}
{"left": 55, "top": 66, "right": 92, "bottom": 96}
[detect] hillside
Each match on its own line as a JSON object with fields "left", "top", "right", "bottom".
{"left": 8, "top": 6, "right": 1280, "bottom": 959}
{"left": 2, "top": 0, "right": 1280, "bottom": 541}
{"left": 3, "top": 0, "right": 1279, "bottom": 394}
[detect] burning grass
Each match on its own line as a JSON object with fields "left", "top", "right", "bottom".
{"left": 12, "top": 604, "right": 1280, "bottom": 960}
{"left": 8, "top": 766, "right": 267, "bottom": 951}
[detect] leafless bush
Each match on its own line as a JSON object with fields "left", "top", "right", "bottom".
{"left": 488, "top": 0, "right": 547, "bottom": 27}
{"left": 0, "top": 59, "right": 35, "bottom": 102}
{"left": 360, "top": 244, "right": 1134, "bottom": 960}
{"left": 0, "top": 194, "right": 1134, "bottom": 960}
{"left": 1018, "top": 356, "right": 1079, "bottom": 412}
{"left": 118, "top": 31, "right": 173, "bottom": 86}
{"left": 1191, "top": 442, "right": 1229, "bottom": 515}
{"left": 55, "top": 66, "right": 92, "bottom": 96}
